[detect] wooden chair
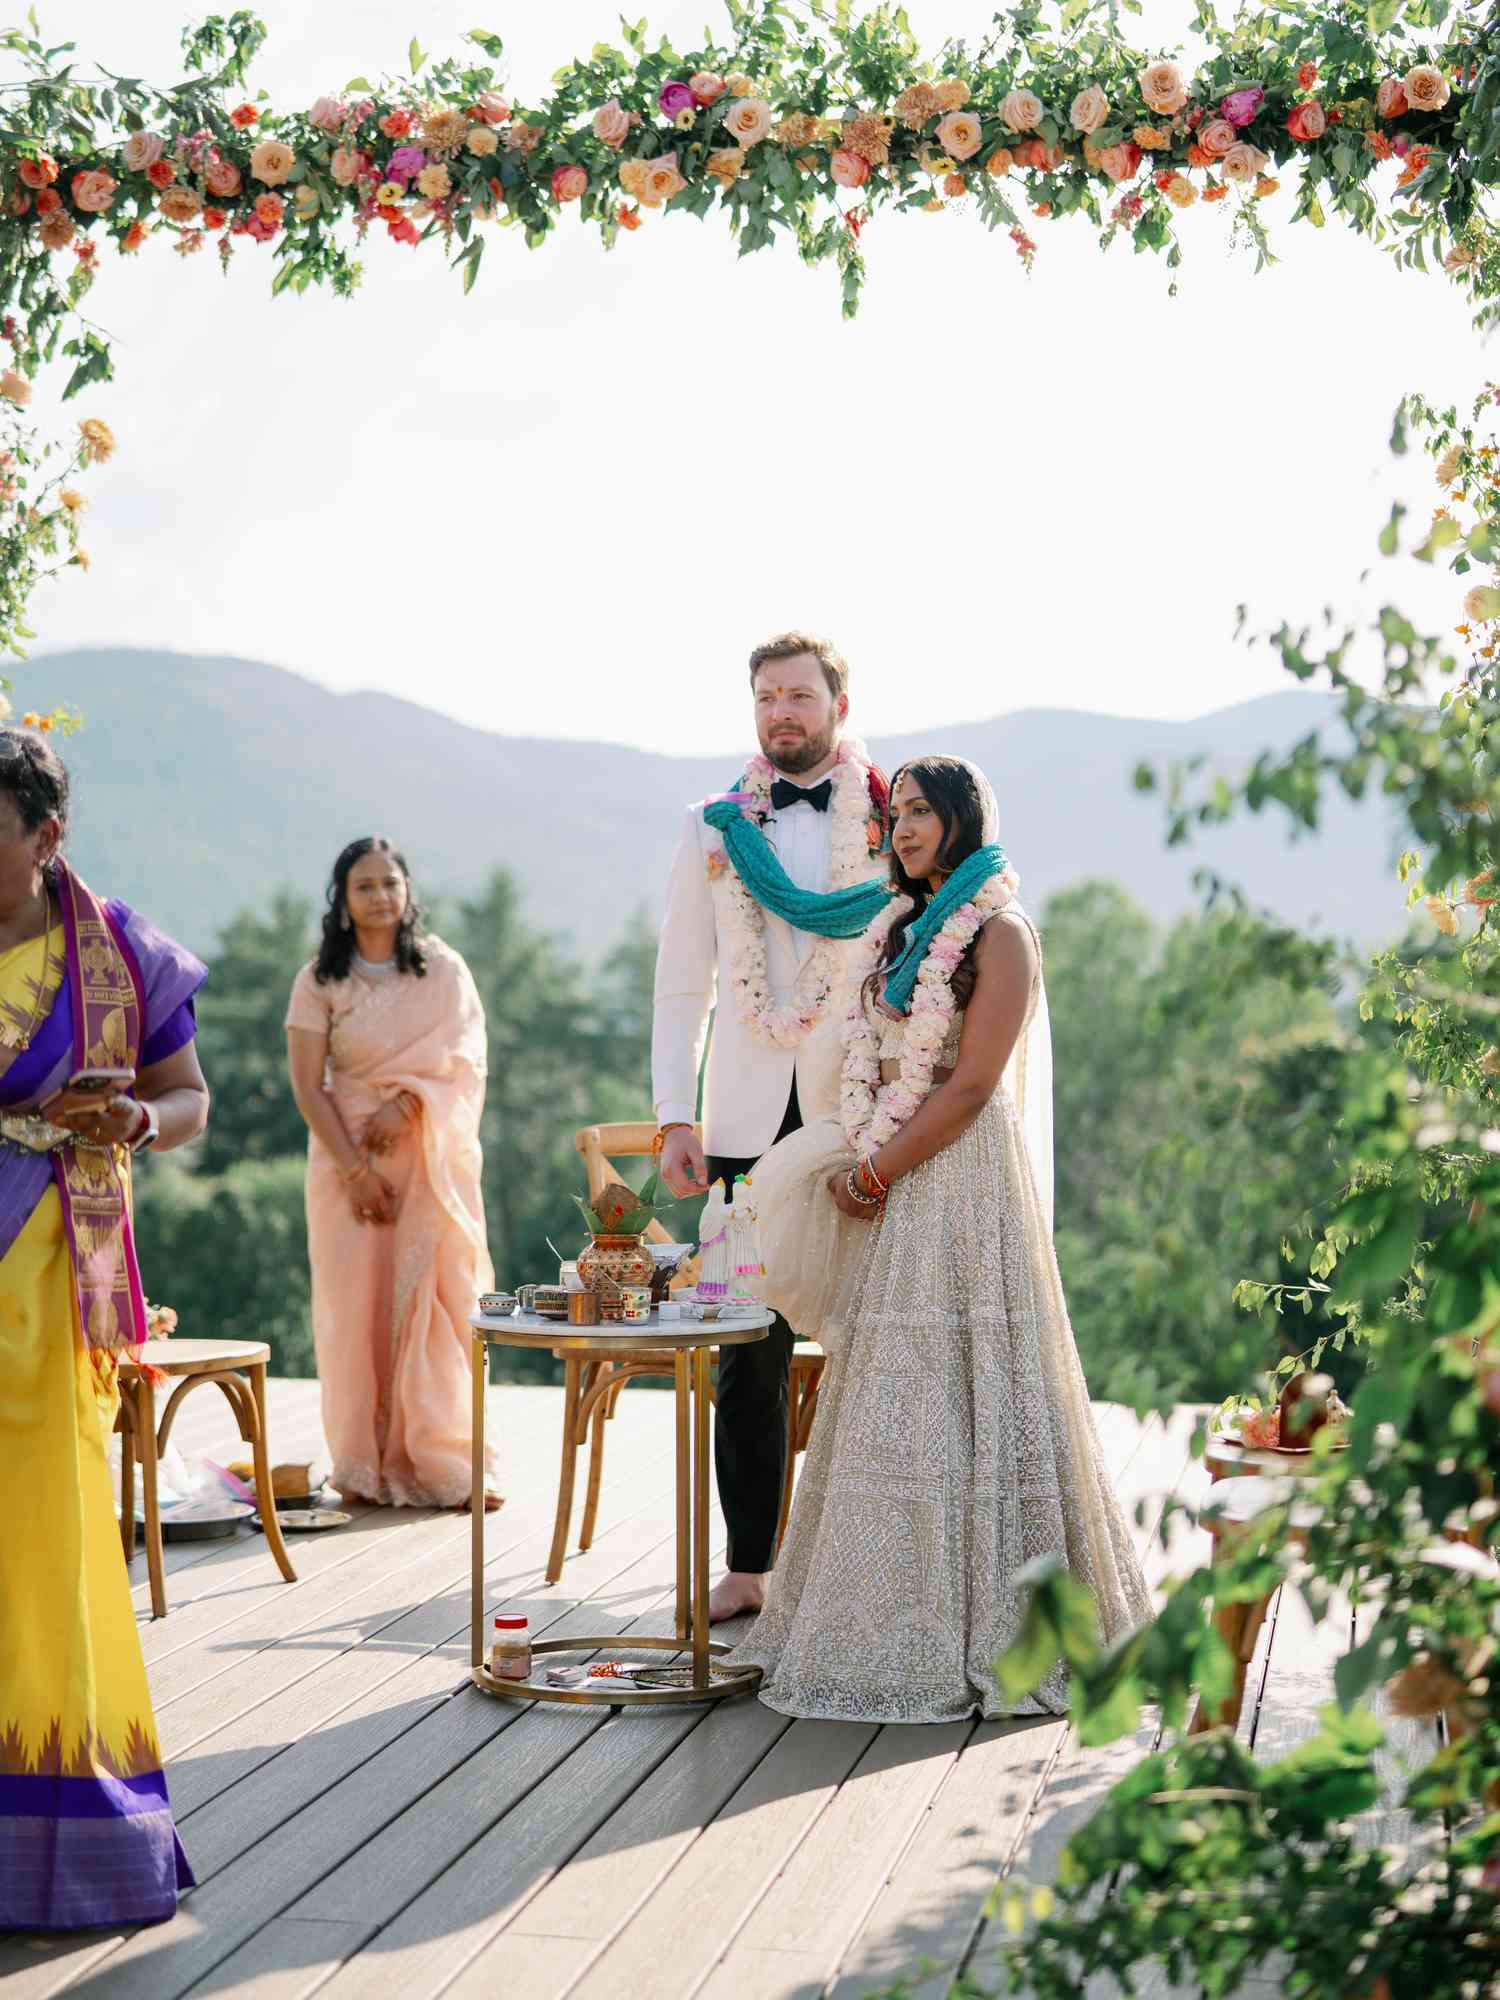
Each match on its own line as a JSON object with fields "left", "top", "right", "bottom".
{"left": 116, "top": 1337, "right": 298, "bottom": 1619}
{"left": 542, "top": 1121, "right": 825, "bottom": 1586}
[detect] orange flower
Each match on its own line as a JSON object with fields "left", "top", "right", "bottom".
{"left": 34, "top": 187, "right": 61, "bottom": 216}
{"left": 146, "top": 158, "right": 176, "bottom": 189}
{"left": 253, "top": 192, "right": 284, "bottom": 227}
{"left": 616, "top": 202, "right": 642, "bottom": 231}
{"left": 985, "top": 147, "right": 1013, "bottom": 177}
{"left": 121, "top": 219, "right": 149, "bottom": 251}
{"left": 1188, "top": 143, "right": 1212, "bottom": 168}
{"left": 1298, "top": 61, "right": 1319, "bottom": 89}
{"left": 1254, "top": 174, "right": 1279, "bottom": 196}
{"left": 1367, "top": 131, "right": 1393, "bottom": 161}
{"left": 1032, "top": 200, "right": 1051, "bottom": 216}
{"left": 944, "top": 171, "right": 967, "bottom": 197}
{"left": 18, "top": 155, "right": 58, "bottom": 189}
{"left": 229, "top": 102, "right": 259, "bottom": 129}
{"left": 202, "top": 205, "right": 227, "bottom": 230}
{"left": 1202, "top": 182, "right": 1229, "bottom": 202}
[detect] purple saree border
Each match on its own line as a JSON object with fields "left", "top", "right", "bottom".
{"left": 0, "top": 1766, "right": 174, "bottom": 1820}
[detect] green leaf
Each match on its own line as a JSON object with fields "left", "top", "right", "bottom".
{"left": 409, "top": 38, "right": 426, "bottom": 75}
{"left": 344, "top": 76, "right": 372, "bottom": 92}
{"left": 1365, "top": 0, "right": 1401, "bottom": 28}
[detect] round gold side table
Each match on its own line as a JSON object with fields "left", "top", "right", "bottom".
{"left": 468, "top": 1307, "right": 771, "bottom": 1707}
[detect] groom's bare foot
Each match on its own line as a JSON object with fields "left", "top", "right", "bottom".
{"left": 708, "top": 1571, "right": 767, "bottom": 1623}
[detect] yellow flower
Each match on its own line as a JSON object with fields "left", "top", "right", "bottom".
{"left": 466, "top": 126, "right": 499, "bottom": 157}
{"left": 674, "top": 107, "right": 696, "bottom": 132}
{"left": 985, "top": 147, "right": 1013, "bottom": 177}
{"left": 72, "top": 547, "right": 91, "bottom": 571}
{"left": 1133, "top": 125, "right": 1169, "bottom": 149}
{"left": 377, "top": 181, "right": 404, "bottom": 206}
{"left": 0, "top": 369, "right": 32, "bottom": 407}
{"left": 416, "top": 163, "right": 452, "bottom": 200}
{"left": 704, "top": 148, "right": 745, "bottom": 185}
{"left": 78, "top": 417, "right": 116, "bottom": 464}
{"left": 725, "top": 73, "right": 756, "bottom": 98}
{"left": 1481, "top": 1045, "right": 1500, "bottom": 1077}
{"left": 1425, "top": 896, "right": 1460, "bottom": 936}
{"left": 1254, "top": 173, "right": 1280, "bottom": 197}
{"left": 1165, "top": 173, "right": 1197, "bottom": 209}
{"left": 59, "top": 488, "right": 85, "bottom": 512}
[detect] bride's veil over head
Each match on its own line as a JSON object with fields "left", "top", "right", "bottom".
{"left": 955, "top": 759, "right": 1055, "bottom": 1235}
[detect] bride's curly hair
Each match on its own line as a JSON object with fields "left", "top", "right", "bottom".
{"left": 314, "top": 836, "right": 428, "bottom": 985}
{"left": 870, "top": 756, "right": 990, "bottom": 1007}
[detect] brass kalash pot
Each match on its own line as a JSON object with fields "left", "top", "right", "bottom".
{"left": 574, "top": 1179, "right": 667, "bottom": 1321}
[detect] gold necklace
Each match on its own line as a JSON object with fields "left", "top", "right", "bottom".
{"left": 0, "top": 894, "right": 59, "bottom": 1054}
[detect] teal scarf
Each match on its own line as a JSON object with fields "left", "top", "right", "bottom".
{"left": 878, "top": 843, "right": 1009, "bottom": 1015}
{"left": 702, "top": 790, "right": 889, "bottom": 940}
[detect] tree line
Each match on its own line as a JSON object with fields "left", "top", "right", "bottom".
{"left": 133, "top": 869, "right": 1358, "bottom": 1405}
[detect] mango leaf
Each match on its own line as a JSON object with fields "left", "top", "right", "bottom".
{"left": 409, "top": 38, "right": 426, "bottom": 74}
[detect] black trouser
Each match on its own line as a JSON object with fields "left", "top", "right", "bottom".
{"left": 706, "top": 1078, "right": 802, "bottom": 1574}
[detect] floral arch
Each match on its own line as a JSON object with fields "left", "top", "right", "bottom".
{"left": 0, "top": 0, "right": 1495, "bottom": 699}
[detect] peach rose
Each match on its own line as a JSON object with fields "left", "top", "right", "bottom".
{"left": 690, "top": 71, "right": 726, "bottom": 105}
{"left": 1287, "top": 100, "right": 1327, "bottom": 142}
{"left": 1199, "top": 117, "right": 1237, "bottom": 156}
{"left": 704, "top": 147, "right": 745, "bottom": 185}
{"left": 1377, "top": 78, "right": 1409, "bottom": 119}
{"left": 724, "top": 97, "right": 773, "bottom": 148}
{"left": 1000, "top": 88, "right": 1044, "bottom": 133}
{"left": 1070, "top": 85, "right": 1110, "bottom": 134}
{"left": 472, "top": 91, "right": 511, "bottom": 125}
{"left": 1098, "top": 141, "right": 1142, "bottom": 183}
{"left": 1464, "top": 584, "right": 1500, "bottom": 622}
{"left": 831, "top": 147, "right": 871, "bottom": 188}
{"left": 78, "top": 417, "right": 115, "bottom": 463}
{"left": 1404, "top": 63, "right": 1451, "bottom": 113}
{"left": 640, "top": 152, "right": 686, "bottom": 204}
{"left": 985, "top": 146, "right": 1013, "bottom": 176}
{"left": 1221, "top": 140, "right": 1268, "bottom": 182}
{"left": 1164, "top": 172, "right": 1197, "bottom": 208}
{"left": 39, "top": 211, "right": 75, "bottom": 251}
{"left": 466, "top": 126, "right": 499, "bottom": 157}
{"left": 253, "top": 192, "right": 284, "bottom": 227}
{"left": 71, "top": 169, "right": 117, "bottom": 215}
{"left": 1435, "top": 444, "right": 1463, "bottom": 486}
{"left": 593, "top": 99, "right": 631, "bottom": 148}
{"left": 159, "top": 185, "right": 203, "bottom": 223}
{"left": 330, "top": 147, "right": 365, "bottom": 186}
{"left": 416, "top": 162, "right": 452, "bottom": 200}
{"left": 1138, "top": 60, "right": 1187, "bottom": 116}
{"left": 551, "top": 163, "right": 588, "bottom": 203}
{"left": 0, "top": 369, "right": 31, "bottom": 406}
{"left": 18, "top": 153, "right": 58, "bottom": 188}
{"left": 933, "top": 79, "right": 969, "bottom": 113}
{"left": 725, "top": 74, "right": 756, "bottom": 98}
{"left": 123, "top": 132, "right": 165, "bottom": 173}
{"left": 205, "top": 157, "right": 242, "bottom": 197}
{"left": 618, "top": 159, "right": 648, "bottom": 199}
{"left": 935, "top": 110, "right": 982, "bottom": 160}
{"left": 249, "top": 137, "right": 296, "bottom": 186}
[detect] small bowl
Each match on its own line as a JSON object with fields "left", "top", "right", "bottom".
{"left": 478, "top": 1292, "right": 517, "bottom": 1317}
{"left": 648, "top": 1242, "right": 692, "bottom": 1268}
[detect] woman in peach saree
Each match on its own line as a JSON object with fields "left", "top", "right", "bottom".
{"left": 286, "top": 837, "right": 499, "bottom": 1510}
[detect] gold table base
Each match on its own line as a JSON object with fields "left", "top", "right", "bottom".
{"left": 471, "top": 1634, "right": 761, "bottom": 1707}
{"left": 469, "top": 1308, "right": 772, "bottom": 1711}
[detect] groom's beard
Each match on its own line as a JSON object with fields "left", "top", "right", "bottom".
{"left": 760, "top": 719, "right": 838, "bottom": 775}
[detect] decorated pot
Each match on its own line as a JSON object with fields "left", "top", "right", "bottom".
{"left": 577, "top": 1233, "right": 656, "bottom": 1316}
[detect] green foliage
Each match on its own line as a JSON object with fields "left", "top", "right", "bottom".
{"left": 1046, "top": 879, "right": 1354, "bottom": 1409}
{"left": 190, "top": 888, "right": 314, "bottom": 1174}
{"left": 978, "top": 386, "right": 1500, "bottom": 1999}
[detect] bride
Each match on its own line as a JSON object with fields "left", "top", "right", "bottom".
{"left": 734, "top": 756, "right": 1152, "bottom": 1723}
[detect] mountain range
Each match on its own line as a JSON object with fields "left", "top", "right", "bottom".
{"left": 19, "top": 648, "right": 1401, "bottom": 958}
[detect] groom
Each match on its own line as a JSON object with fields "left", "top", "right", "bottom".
{"left": 653, "top": 632, "right": 888, "bottom": 1621}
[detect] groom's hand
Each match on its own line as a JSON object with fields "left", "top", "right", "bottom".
{"left": 660, "top": 1126, "right": 710, "bottom": 1198}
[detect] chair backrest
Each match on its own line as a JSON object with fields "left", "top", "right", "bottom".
{"left": 574, "top": 1122, "right": 703, "bottom": 1250}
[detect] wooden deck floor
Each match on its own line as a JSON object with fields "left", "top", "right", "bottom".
{"left": 0, "top": 1379, "right": 1429, "bottom": 2000}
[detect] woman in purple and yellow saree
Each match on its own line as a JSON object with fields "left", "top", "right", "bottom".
{"left": 0, "top": 728, "right": 209, "bottom": 1930}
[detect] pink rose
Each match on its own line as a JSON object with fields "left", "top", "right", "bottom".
{"left": 593, "top": 99, "right": 631, "bottom": 148}
{"left": 1098, "top": 140, "right": 1142, "bottom": 183}
{"left": 204, "top": 157, "right": 242, "bottom": 197}
{"left": 658, "top": 81, "right": 695, "bottom": 120}
{"left": 122, "top": 132, "right": 165, "bottom": 173}
{"left": 831, "top": 147, "right": 871, "bottom": 188}
{"left": 1220, "top": 85, "right": 1264, "bottom": 128}
{"left": 690, "top": 72, "right": 726, "bottom": 106}
{"left": 1286, "top": 100, "right": 1326, "bottom": 142}
{"left": 70, "top": 169, "right": 117, "bottom": 215}
{"left": 472, "top": 92, "right": 511, "bottom": 125}
{"left": 1199, "top": 118, "right": 1237, "bottom": 156}
{"left": 309, "top": 96, "right": 347, "bottom": 133}
{"left": 552, "top": 163, "right": 589, "bottom": 202}
{"left": 330, "top": 146, "right": 366, "bottom": 187}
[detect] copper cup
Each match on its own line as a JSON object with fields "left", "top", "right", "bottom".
{"left": 567, "top": 1291, "right": 601, "bottom": 1326}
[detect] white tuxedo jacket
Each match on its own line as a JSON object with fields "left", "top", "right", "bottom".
{"left": 651, "top": 800, "right": 883, "bottom": 1160}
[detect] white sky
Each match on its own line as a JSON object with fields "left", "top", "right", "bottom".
{"left": 13, "top": 0, "right": 1492, "bottom": 753}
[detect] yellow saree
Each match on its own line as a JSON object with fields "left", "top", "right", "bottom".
{"left": 0, "top": 927, "right": 194, "bottom": 1927}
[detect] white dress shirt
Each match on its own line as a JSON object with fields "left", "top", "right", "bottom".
{"left": 766, "top": 776, "right": 834, "bottom": 932}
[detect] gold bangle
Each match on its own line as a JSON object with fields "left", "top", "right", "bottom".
{"left": 338, "top": 1157, "right": 367, "bottom": 1184}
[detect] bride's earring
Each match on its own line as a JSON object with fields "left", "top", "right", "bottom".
{"left": 339, "top": 906, "right": 351, "bottom": 931}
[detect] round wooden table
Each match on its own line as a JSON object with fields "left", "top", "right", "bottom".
{"left": 469, "top": 1307, "right": 771, "bottom": 1707}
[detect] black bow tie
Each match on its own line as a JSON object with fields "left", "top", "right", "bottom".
{"left": 770, "top": 778, "right": 832, "bottom": 813}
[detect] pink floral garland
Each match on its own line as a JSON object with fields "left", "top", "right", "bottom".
{"left": 711, "top": 736, "right": 884, "bottom": 1049}
{"left": 840, "top": 868, "right": 1020, "bottom": 1155}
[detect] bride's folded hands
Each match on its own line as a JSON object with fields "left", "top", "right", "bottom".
{"left": 364, "top": 1091, "right": 419, "bottom": 1156}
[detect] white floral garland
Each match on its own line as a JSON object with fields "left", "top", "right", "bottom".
{"left": 711, "top": 736, "right": 883, "bottom": 1049}
{"left": 840, "top": 867, "right": 1020, "bottom": 1155}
